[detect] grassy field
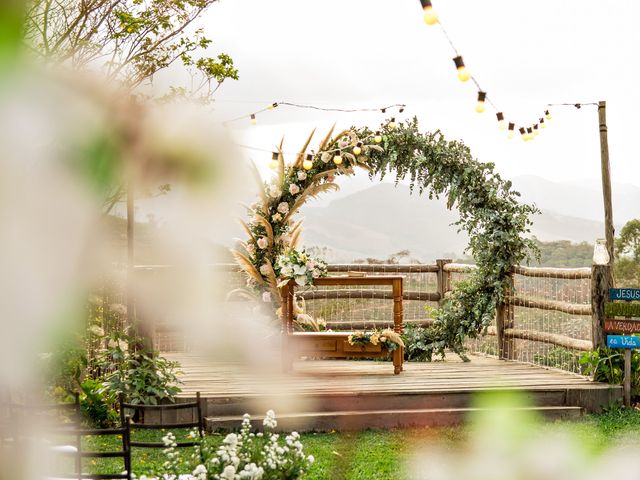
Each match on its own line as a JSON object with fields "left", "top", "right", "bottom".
{"left": 79, "top": 407, "right": 640, "bottom": 479}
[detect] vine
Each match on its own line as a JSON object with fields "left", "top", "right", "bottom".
{"left": 233, "top": 117, "right": 538, "bottom": 360}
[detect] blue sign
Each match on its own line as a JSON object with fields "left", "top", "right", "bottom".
{"left": 609, "top": 288, "right": 640, "bottom": 301}
{"left": 607, "top": 335, "right": 640, "bottom": 349}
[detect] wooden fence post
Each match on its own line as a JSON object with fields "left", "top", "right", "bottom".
{"left": 591, "top": 264, "right": 610, "bottom": 349}
{"left": 436, "top": 259, "right": 452, "bottom": 306}
{"left": 496, "top": 271, "right": 516, "bottom": 360}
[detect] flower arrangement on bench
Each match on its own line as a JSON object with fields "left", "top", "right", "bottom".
{"left": 347, "top": 329, "right": 404, "bottom": 352}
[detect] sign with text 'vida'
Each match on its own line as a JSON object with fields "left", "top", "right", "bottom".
{"left": 609, "top": 288, "right": 640, "bottom": 301}
{"left": 607, "top": 335, "right": 640, "bottom": 349}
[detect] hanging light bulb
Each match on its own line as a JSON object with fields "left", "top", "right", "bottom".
{"left": 507, "top": 123, "right": 515, "bottom": 139}
{"left": 533, "top": 124, "right": 540, "bottom": 136}
{"left": 399, "top": 106, "right": 405, "bottom": 113}
{"left": 545, "top": 109, "right": 551, "bottom": 120}
{"left": 303, "top": 153, "right": 313, "bottom": 170}
{"left": 388, "top": 117, "right": 397, "bottom": 129}
{"left": 526, "top": 127, "right": 534, "bottom": 140}
{"left": 269, "top": 152, "right": 279, "bottom": 170}
{"left": 374, "top": 131, "right": 382, "bottom": 143}
{"left": 539, "top": 117, "right": 546, "bottom": 129}
{"left": 267, "top": 102, "right": 278, "bottom": 110}
{"left": 496, "top": 112, "right": 507, "bottom": 130}
{"left": 250, "top": 114, "right": 257, "bottom": 125}
{"left": 453, "top": 56, "right": 470, "bottom": 82}
{"left": 475, "top": 91, "right": 486, "bottom": 113}
{"left": 381, "top": 108, "right": 387, "bottom": 114}
{"left": 333, "top": 152, "right": 343, "bottom": 165}
{"left": 353, "top": 142, "right": 363, "bottom": 156}
{"left": 519, "top": 127, "right": 526, "bottom": 141}
{"left": 420, "top": 0, "right": 439, "bottom": 25}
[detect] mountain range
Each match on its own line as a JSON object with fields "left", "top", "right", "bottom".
{"left": 295, "top": 175, "right": 637, "bottom": 263}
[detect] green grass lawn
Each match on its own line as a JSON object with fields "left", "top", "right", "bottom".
{"left": 80, "top": 407, "right": 640, "bottom": 479}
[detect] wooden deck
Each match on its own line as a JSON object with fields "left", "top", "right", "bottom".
{"left": 165, "top": 353, "right": 622, "bottom": 431}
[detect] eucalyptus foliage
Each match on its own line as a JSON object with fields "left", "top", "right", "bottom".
{"left": 236, "top": 118, "right": 538, "bottom": 360}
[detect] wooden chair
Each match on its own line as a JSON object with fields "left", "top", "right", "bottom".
{"left": 118, "top": 393, "right": 204, "bottom": 449}
{"left": 44, "top": 416, "right": 132, "bottom": 480}
{"left": 281, "top": 275, "right": 405, "bottom": 374}
{"left": 0, "top": 392, "right": 81, "bottom": 446}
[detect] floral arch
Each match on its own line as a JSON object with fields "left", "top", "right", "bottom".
{"left": 233, "top": 118, "right": 538, "bottom": 360}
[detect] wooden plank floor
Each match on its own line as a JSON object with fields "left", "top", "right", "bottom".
{"left": 165, "top": 353, "right": 611, "bottom": 398}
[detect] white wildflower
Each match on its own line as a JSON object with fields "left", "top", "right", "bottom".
{"left": 263, "top": 410, "right": 278, "bottom": 429}
{"left": 221, "top": 465, "right": 236, "bottom": 480}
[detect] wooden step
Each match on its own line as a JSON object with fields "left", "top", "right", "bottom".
{"left": 198, "top": 388, "right": 571, "bottom": 417}
{"left": 206, "top": 406, "right": 583, "bottom": 432}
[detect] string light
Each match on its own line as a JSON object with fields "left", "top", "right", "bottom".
{"left": 507, "top": 122, "right": 515, "bottom": 139}
{"left": 303, "top": 153, "right": 314, "bottom": 170}
{"left": 453, "top": 56, "right": 470, "bottom": 82}
{"left": 420, "top": 0, "right": 439, "bottom": 25}
{"left": 269, "top": 151, "right": 279, "bottom": 170}
{"left": 353, "top": 142, "right": 363, "bottom": 156}
{"left": 519, "top": 127, "right": 526, "bottom": 141}
{"left": 539, "top": 117, "right": 546, "bottom": 129}
{"left": 533, "top": 124, "right": 539, "bottom": 136}
{"left": 545, "top": 110, "right": 551, "bottom": 120}
{"left": 526, "top": 127, "right": 534, "bottom": 141}
{"left": 333, "top": 152, "right": 343, "bottom": 165}
{"left": 496, "top": 112, "right": 506, "bottom": 130}
{"left": 374, "top": 131, "right": 382, "bottom": 143}
{"left": 475, "top": 92, "right": 486, "bottom": 113}
{"left": 388, "top": 117, "right": 397, "bottom": 129}
{"left": 224, "top": 102, "right": 406, "bottom": 124}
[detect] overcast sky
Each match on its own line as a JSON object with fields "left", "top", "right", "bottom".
{"left": 195, "top": 0, "right": 638, "bottom": 192}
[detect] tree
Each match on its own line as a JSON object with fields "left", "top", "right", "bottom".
{"left": 615, "top": 219, "right": 640, "bottom": 287}
{"left": 23, "top": 0, "right": 238, "bottom": 102}
{"left": 616, "top": 219, "right": 640, "bottom": 263}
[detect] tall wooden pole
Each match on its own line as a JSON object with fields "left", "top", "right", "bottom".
{"left": 598, "top": 101, "right": 615, "bottom": 268}
{"left": 126, "top": 180, "right": 135, "bottom": 330}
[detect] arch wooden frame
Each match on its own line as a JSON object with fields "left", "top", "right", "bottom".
{"left": 280, "top": 275, "right": 404, "bottom": 374}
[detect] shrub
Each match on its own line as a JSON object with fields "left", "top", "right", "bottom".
{"left": 79, "top": 378, "right": 119, "bottom": 428}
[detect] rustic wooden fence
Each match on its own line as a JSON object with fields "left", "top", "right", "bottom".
{"left": 139, "top": 261, "right": 604, "bottom": 374}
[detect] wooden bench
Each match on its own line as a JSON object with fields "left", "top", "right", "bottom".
{"left": 280, "top": 275, "right": 404, "bottom": 374}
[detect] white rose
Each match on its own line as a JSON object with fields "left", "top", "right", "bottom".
{"left": 262, "top": 291, "right": 271, "bottom": 302}
{"left": 259, "top": 264, "right": 270, "bottom": 275}
{"left": 268, "top": 185, "right": 281, "bottom": 198}
{"left": 297, "top": 171, "right": 307, "bottom": 181}
{"left": 257, "top": 237, "right": 268, "bottom": 249}
{"left": 277, "top": 202, "right": 289, "bottom": 214}
{"left": 289, "top": 184, "right": 300, "bottom": 195}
